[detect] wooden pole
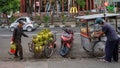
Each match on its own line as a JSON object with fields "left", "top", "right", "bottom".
{"left": 34, "top": 0, "right": 36, "bottom": 14}
{"left": 90, "top": 0, "right": 92, "bottom": 10}
{"left": 44, "top": 0, "right": 46, "bottom": 12}
{"left": 92, "top": 0, "right": 94, "bottom": 9}
{"left": 20, "top": 0, "right": 22, "bottom": 13}
{"left": 86, "top": 0, "right": 88, "bottom": 10}
{"left": 73, "top": 0, "right": 75, "bottom": 6}
{"left": 62, "top": 0, "right": 64, "bottom": 12}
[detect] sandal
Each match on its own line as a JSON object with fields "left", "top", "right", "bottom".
{"left": 99, "top": 59, "right": 110, "bottom": 62}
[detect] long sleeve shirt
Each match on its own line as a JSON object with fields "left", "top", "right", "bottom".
{"left": 13, "top": 26, "right": 28, "bottom": 41}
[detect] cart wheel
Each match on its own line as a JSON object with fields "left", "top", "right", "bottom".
{"left": 81, "top": 36, "right": 93, "bottom": 52}
{"left": 93, "top": 41, "right": 105, "bottom": 57}
{"left": 44, "top": 45, "right": 54, "bottom": 58}
{"left": 83, "top": 46, "right": 91, "bottom": 52}
{"left": 28, "top": 42, "right": 34, "bottom": 52}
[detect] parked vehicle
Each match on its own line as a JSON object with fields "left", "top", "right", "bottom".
{"left": 59, "top": 28, "right": 74, "bottom": 57}
{"left": 9, "top": 17, "right": 38, "bottom": 32}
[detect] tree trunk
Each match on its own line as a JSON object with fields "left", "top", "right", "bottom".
{"left": 82, "top": 8, "right": 85, "bottom": 15}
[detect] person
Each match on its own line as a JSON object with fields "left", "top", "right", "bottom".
{"left": 94, "top": 18, "right": 119, "bottom": 62}
{"left": 12, "top": 21, "right": 29, "bottom": 60}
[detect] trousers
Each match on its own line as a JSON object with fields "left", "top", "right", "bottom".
{"left": 14, "top": 39, "right": 23, "bottom": 58}
{"left": 105, "top": 39, "right": 119, "bottom": 62}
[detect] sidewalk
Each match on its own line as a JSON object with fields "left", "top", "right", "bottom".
{"left": 39, "top": 22, "right": 77, "bottom": 28}
{"left": 0, "top": 58, "right": 120, "bottom": 68}
{"left": 0, "top": 22, "right": 77, "bottom": 29}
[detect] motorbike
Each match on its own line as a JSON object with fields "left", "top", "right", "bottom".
{"left": 59, "top": 28, "right": 74, "bottom": 57}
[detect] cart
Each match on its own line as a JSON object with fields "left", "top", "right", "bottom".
{"left": 76, "top": 13, "right": 120, "bottom": 57}
{"left": 28, "top": 31, "right": 57, "bottom": 58}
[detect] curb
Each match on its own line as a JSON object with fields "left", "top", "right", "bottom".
{"left": 39, "top": 24, "right": 76, "bottom": 28}
{"left": 0, "top": 26, "right": 9, "bottom": 29}
{"left": 0, "top": 33, "right": 80, "bottom": 37}
{"left": 0, "top": 25, "right": 77, "bottom": 29}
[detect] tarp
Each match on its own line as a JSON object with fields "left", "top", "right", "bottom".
{"left": 76, "top": 13, "right": 120, "bottom": 20}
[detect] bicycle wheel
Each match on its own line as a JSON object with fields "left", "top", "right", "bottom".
{"left": 28, "top": 42, "right": 34, "bottom": 52}
{"left": 44, "top": 45, "right": 54, "bottom": 58}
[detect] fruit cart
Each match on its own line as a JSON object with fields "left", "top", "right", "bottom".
{"left": 28, "top": 28, "right": 57, "bottom": 58}
{"left": 76, "top": 13, "right": 120, "bottom": 57}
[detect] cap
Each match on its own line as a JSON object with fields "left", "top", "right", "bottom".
{"left": 95, "top": 17, "right": 103, "bottom": 24}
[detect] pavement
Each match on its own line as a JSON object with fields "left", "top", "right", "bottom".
{"left": 39, "top": 22, "right": 77, "bottom": 28}
{"left": 0, "top": 58, "right": 120, "bottom": 68}
{"left": 0, "top": 21, "right": 77, "bottom": 29}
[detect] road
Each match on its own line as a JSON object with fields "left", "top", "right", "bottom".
{"left": 0, "top": 27, "right": 120, "bottom": 68}
{"left": 0, "top": 27, "right": 80, "bottom": 36}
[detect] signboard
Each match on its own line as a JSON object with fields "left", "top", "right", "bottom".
{"left": 70, "top": 7, "right": 78, "bottom": 13}
{"left": 104, "top": 2, "right": 108, "bottom": 6}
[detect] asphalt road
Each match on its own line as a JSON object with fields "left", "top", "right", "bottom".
{"left": 0, "top": 27, "right": 80, "bottom": 36}
{"left": 0, "top": 27, "right": 120, "bottom": 68}
{"left": 0, "top": 27, "right": 87, "bottom": 61}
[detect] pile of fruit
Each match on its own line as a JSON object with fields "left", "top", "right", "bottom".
{"left": 32, "top": 28, "right": 54, "bottom": 53}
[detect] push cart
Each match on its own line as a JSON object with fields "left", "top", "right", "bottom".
{"left": 76, "top": 13, "right": 120, "bottom": 57}
{"left": 28, "top": 29, "right": 57, "bottom": 58}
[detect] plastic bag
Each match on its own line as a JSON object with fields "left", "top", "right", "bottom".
{"left": 9, "top": 43, "right": 16, "bottom": 55}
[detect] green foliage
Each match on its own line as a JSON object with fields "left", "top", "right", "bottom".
{"left": 0, "top": 0, "right": 20, "bottom": 12}
{"left": 61, "top": 13, "right": 67, "bottom": 24}
{"left": 85, "top": 11, "right": 90, "bottom": 15}
{"left": 9, "top": 16, "right": 16, "bottom": 24}
{"left": 43, "top": 15, "right": 50, "bottom": 24}
{"left": 107, "top": 5, "right": 115, "bottom": 12}
{"left": 35, "top": 14, "right": 41, "bottom": 20}
{"left": 76, "top": 0, "right": 85, "bottom": 8}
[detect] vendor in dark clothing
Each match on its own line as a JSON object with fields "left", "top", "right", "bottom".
{"left": 94, "top": 18, "right": 119, "bottom": 62}
{"left": 12, "top": 21, "right": 29, "bottom": 60}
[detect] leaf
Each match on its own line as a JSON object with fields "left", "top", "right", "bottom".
{"left": 43, "top": 15, "right": 50, "bottom": 23}
{"left": 76, "top": 0, "right": 85, "bottom": 8}
{"left": 0, "top": 0, "right": 20, "bottom": 12}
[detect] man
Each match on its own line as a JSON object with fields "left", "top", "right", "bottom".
{"left": 12, "top": 21, "right": 28, "bottom": 60}
{"left": 94, "top": 18, "right": 119, "bottom": 62}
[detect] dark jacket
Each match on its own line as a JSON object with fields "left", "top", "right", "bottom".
{"left": 13, "top": 26, "right": 28, "bottom": 42}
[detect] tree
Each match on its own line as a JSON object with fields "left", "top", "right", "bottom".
{"left": 0, "top": 0, "right": 20, "bottom": 13}
{"left": 76, "top": 0, "right": 85, "bottom": 11}
{"left": 0, "top": 0, "right": 20, "bottom": 25}
{"left": 26, "top": 0, "right": 32, "bottom": 17}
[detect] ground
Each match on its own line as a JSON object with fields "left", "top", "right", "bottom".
{"left": 0, "top": 27, "right": 120, "bottom": 68}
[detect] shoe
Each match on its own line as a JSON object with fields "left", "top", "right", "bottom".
{"left": 14, "top": 54, "right": 18, "bottom": 57}
{"left": 113, "top": 60, "right": 118, "bottom": 62}
{"left": 99, "top": 59, "right": 110, "bottom": 62}
{"left": 98, "top": 55, "right": 105, "bottom": 59}
{"left": 14, "top": 55, "right": 19, "bottom": 58}
{"left": 20, "top": 57, "right": 23, "bottom": 60}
